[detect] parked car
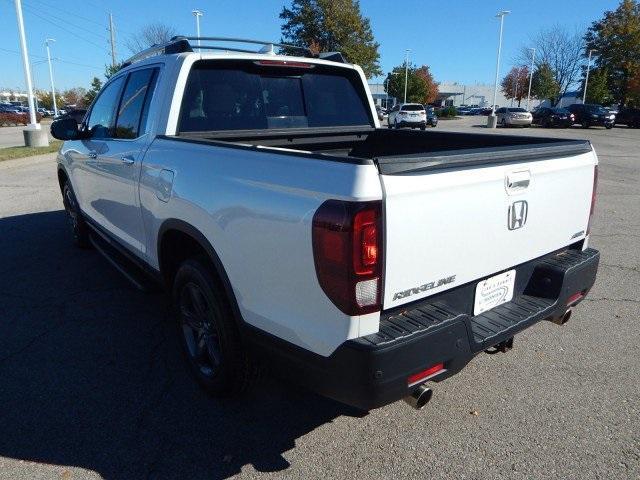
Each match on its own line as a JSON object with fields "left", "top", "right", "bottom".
{"left": 532, "top": 107, "right": 575, "bottom": 128}
{"left": 387, "top": 103, "right": 427, "bottom": 129}
{"left": 615, "top": 107, "right": 640, "bottom": 128}
{"left": 480, "top": 106, "right": 496, "bottom": 115}
{"left": 425, "top": 106, "right": 438, "bottom": 127}
{"left": 51, "top": 36, "right": 600, "bottom": 411}
{"left": 496, "top": 107, "right": 533, "bottom": 127}
{"left": 456, "top": 106, "right": 471, "bottom": 115}
{"left": 375, "top": 105, "right": 386, "bottom": 121}
{"left": 567, "top": 104, "right": 615, "bottom": 129}
{"left": 0, "top": 104, "right": 22, "bottom": 114}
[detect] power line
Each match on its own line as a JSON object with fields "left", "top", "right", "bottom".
{"left": 0, "top": 46, "right": 102, "bottom": 69}
{"left": 21, "top": 2, "right": 111, "bottom": 43}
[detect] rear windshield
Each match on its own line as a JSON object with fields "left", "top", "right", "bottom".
{"left": 179, "top": 60, "right": 372, "bottom": 132}
{"left": 401, "top": 104, "right": 424, "bottom": 111}
{"left": 507, "top": 108, "right": 527, "bottom": 112}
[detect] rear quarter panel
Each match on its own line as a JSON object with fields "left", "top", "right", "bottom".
{"left": 139, "top": 138, "right": 382, "bottom": 356}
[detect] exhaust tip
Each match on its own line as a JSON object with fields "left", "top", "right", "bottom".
{"left": 404, "top": 385, "right": 433, "bottom": 410}
{"left": 561, "top": 308, "right": 572, "bottom": 324}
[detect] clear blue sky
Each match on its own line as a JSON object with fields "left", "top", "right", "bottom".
{"left": 0, "top": 0, "right": 621, "bottom": 92}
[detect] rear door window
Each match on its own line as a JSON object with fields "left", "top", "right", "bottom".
{"left": 115, "top": 68, "right": 158, "bottom": 139}
{"left": 179, "top": 60, "right": 373, "bottom": 132}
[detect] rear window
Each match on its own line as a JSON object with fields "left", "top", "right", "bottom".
{"left": 179, "top": 60, "right": 372, "bottom": 132}
{"left": 401, "top": 104, "right": 424, "bottom": 111}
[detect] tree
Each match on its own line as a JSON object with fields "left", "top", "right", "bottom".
{"left": 415, "top": 66, "right": 439, "bottom": 104}
{"left": 385, "top": 64, "right": 437, "bottom": 104}
{"left": 581, "top": 68, "right": 613, "bottom": 104}
{"left": 531, "top": 63, "right": 561, "bottom": 104}
{"left": 519, "top": 25, "right": 584, "bottom": 96}
{"left": 105, "top": 63, "right": 124, "bottom": 80}
{"left": 501, "top": 66, "right": 530, "bottom": 106}
{"left": 280, "top": 0, "right": 381, "bottom": 78}
{"left": 83, "top": 77, "right": 103, "bottom": 106}
{"left": 61, "top": 87, "right": 88, "bottom": 107}
{"left": 36, "top": 90, "right": 64, "bottom": 110}
{"left": 584, "top": 0, "right": 640, "bottom": 106}
{"left": 126, "top": 22, "right": 178, "bottom": 54}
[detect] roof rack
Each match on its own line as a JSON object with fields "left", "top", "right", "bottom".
{"left": 121, "top": 36, "right": 346, "bottom": 68}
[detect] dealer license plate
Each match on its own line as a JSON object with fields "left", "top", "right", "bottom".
{"left": 473, "top": 270, "right": 516, "bottom": 315}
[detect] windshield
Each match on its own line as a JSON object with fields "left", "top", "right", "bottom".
{"left": 179, "top": 60, "right": 372, "bottom": 132}
{"left": 401, "top": 104, "right": 424, "bottom": 111}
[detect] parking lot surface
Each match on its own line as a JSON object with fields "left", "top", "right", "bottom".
{"left": 0, "top": 118, "right": 638, "bottom": 480}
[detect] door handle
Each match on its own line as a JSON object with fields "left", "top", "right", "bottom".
{"left": 506, "top": 170, "right": 531, "bottom": 191}
{"left": 121, "top": 155, "right": 135, "bottom": 165}
{"left": 88, "top": 151, "right": 97, "bottom": 159}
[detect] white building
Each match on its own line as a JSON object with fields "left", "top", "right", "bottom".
{"left": 437, "top": 82, "right": 541, "bottom": 109}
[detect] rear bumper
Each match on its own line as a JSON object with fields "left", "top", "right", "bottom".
{"left": 245, "top": 247, "right": 599, "bottom": 410}
{"left": 397, "top": 120, "right": 426, "bottom": 127}
{"left": 506, "top": 118, "right": 532, "bottom": 125}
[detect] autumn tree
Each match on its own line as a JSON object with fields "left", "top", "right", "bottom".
{"left": 385, "top": 64, "right": 438, "bottom": 104}
{"left": 36, "top": 90, "right": 64, "bottom": 110}
{"left": 126, "top": 22, "right": 178, "bottom": 54}
{"left": 584, "top": 0, "right": 640, "bottom": 106}
{"left": 501, "top": 66, "right": 530, "bottom": 106}
{"left": 61, "top": 87, "right": 88, "bottom": 107}
{"left": 531, "top": 63, "right": 561, "bottom": 104}
{"left": 280, "top": 0, "right": 381, "bottom": 78}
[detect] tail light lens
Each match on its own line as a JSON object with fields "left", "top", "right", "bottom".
{"left": 587, "top": 165, "right": 598, "bottom": 234}
{"left": 312, "top": 200, "right": 383, "bottom": 315}
{"left": 399, "top": 111, "right": 408, "bottom": 115}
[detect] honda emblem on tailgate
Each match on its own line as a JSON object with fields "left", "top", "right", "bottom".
{"left": 508, "top": 200, "right": 528, "bottom": 230}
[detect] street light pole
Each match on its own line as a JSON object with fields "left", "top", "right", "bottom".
{"left": 192, "top": 10, "right": 203, "bottom": 50}
{"left": 488, "top": 10, "right": 510, "bottom": 128}
{"left": 526, "top": 47, "right": 535, "bottom": 111}
{"left": 583, "top": 49, "right": 597, "bottom": 104}
{"left": 14, "top": 0, "right": 38, "bottom": 128}
{"left": 404, "top": 49, "right": 410, "bottom": 103}
{"left": 45, "top": 38, "right": 58, "bottom": 117}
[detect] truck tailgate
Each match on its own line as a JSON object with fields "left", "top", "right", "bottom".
{"left": 379, "top": 146, "right": 597, "bottom": 309}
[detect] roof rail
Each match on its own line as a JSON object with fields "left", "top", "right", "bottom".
{"left": 121, "top": 36, "right": 347, "bottom": 68}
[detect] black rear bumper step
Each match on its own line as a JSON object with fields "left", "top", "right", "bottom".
{"left": 248, "top": 247, "right": 599, "bottom": 410}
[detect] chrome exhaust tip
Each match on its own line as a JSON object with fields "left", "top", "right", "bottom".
{"left": 550, "top": 308, "right": 573, "bottom": 325}
{"left": 403, "top": 385, "right": 433, "bottom": 410}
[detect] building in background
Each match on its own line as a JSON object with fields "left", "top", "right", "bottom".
{"left": 436, "top": 82, "right": 541, "bottom": 109}
{"left": 368, "top": 83, "right": 396, "bottom": 108}
{"left": 0, "top": 91, "right": 28, "bottom": 104}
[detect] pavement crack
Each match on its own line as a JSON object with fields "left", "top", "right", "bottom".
{"left": 583, "top": 297, "right": 640, "bottom": 305}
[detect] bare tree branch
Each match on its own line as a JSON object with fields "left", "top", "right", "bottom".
{"left": 126, "top": 22, "right": 178, "bottom": 54}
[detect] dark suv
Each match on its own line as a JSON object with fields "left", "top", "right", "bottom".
{"left": 616, "top": 107, "right": 640, "bottom": 128}
{"left": 567, "top": 104, "right": 615, "bottom": 129}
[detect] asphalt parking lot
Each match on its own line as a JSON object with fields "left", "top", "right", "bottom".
{"left": 0, "top": 118, "right": 638, "bottom": 480}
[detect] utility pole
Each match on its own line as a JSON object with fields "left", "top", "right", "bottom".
{"left": 488, "top": 10, "right": 510, "bottom": 128}
{"left": 109, "top": 13, "right": 117, "bottom": 67}
{"left": 192, "top": 10, "right": 204, "bottom": 50}
{"left": 45, "top": 38, "right": 57, "bottom": 116}
{"left": 526, "top": 47, "right": 535, "bottom": 111}
{"left": 583, "top": 49, "right": 597, "bottom": 104}
{"left": 403, "top": 49, "right": 410, "bottom": 103}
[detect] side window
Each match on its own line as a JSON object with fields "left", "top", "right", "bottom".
{"left": 115, "top": 68, "right": 158, "bottom": 139}
{"left": 86, "top": 76, "right": 125, "bottom": 139}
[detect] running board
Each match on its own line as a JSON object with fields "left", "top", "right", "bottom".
{"left": 88, "top": 230, "right": 159, "bottom": 292}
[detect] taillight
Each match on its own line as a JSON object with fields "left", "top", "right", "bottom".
{"left": 312, "top": 200, "right": 383, "bottom": 315}
{"left": 399, "top": 111, "right": 408, "bottom": 115}
{"left": 254, "top": 60, "right": 314, "bottom": 68}
{"left": 407, "top": 362, "right": 445, "bottom": 386}
{"left": 587, "top": 165, "right": 598, "bottom": 235}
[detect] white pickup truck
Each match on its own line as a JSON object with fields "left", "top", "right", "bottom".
{"left": 52, "top": 37, "right": 600, "bottom": 410}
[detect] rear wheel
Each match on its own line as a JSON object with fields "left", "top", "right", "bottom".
{"left": 500, "top": 118, "right": 507, "bottom": 127}
{"left": 605, "top": 124, "right": 613, "bottom": 129}
{"left": 582, "top": 120, "right": 590, "bottom": 128}
{"left": 394, "top": 119, "right": 400, "bottom": 129}
{"left": 173, "top": 258, "right": 256, "bottom": 396}
{"left": 62, "top": 181, "right": 90, "bottom": 248}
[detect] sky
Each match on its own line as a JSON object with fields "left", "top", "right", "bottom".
{"left": 0, "top": 0, "right": 622, "bottom": 93}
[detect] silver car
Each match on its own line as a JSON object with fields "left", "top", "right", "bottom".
{"left": 496, "top": 107, "right": 532, "bottom": 127}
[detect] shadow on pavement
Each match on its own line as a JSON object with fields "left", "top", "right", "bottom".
{"left": 0, "top": 210, "right": 363, "bottom": 479}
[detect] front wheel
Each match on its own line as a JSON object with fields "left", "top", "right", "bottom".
{"left": 582, "top": 120, "right": 590, "bottom": 129}
{"left": 394, "top": 119, "right": 400, "bottom": 129}
{"left": 173, "top": 258, "right": 256, "bottom": 396}
{"left": 500, "top": 118, "right": 507, "bottom": 128}
{"left": 420, "top": 125, "right": 426, "bottom": 130}
{"left": 62, "top": 181, "right": 91, "bottom": 248}
{"left": 605, "top": 124, "right": 613, "bottom": 129}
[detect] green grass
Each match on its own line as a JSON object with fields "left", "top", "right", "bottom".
{"left": 0, "top": 140, "right": 62, "bottom": 162}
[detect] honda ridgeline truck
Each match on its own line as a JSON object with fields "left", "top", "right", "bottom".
{"left": 52, "top": 37, "right": 600, "bottom": 410}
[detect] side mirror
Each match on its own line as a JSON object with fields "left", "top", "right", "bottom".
{"left": 51, "top": 118, "right": 82, "bottom": 141}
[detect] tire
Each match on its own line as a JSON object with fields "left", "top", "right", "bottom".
{"left": 62, "top": 181, "right": 91, "bottom": 248}
{"left": 582, "top": 120, "right": 589, "bottom": 129}
{"left": 420, "top": 125, "right": 426, "bottom": 131}
{"left": 500, "top": 118, "right": 507, "bottom": 128}
{"left": 605, "top": 124, "right": 613, "bottom": 129}
{"left": 394, "top": 119, "right": 400, "bottom": 129}
{"left": 173, "top": 257, "right": 256, "bottom": 397}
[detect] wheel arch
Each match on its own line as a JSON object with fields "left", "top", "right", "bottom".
{"left": 157, "top": 219, "right": 243, "bottom": 325}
